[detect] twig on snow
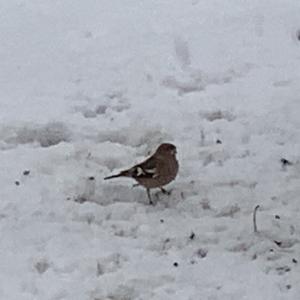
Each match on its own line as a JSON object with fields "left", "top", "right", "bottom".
{"left": 253, "top": 205, "right": 260, "bottom": 233}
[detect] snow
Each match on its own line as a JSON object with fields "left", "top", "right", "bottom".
{"left": 1, "top": 0, "right": 300, "bottom": 299}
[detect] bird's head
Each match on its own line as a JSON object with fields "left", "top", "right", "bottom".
{"left": 155, "top": 143, "right": 177, "bottom": 157}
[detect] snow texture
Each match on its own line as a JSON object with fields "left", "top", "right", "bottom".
{"left": 1, "top": 0, "right": 300, "bottom": 299}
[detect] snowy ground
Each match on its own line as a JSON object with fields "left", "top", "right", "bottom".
{"left": 1, "top": 0, "right": 300, "bottom": 299}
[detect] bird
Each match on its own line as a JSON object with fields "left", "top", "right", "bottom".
{"left": 104, "top": 143, "right": 179, "bottom": 204}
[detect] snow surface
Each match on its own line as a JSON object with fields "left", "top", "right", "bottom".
{"left": 1, "top": 0, "right": 300, "bottom": 299}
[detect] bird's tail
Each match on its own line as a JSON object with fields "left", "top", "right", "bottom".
{"left": 104, "top": 170, "right": 130, "bottom": 180}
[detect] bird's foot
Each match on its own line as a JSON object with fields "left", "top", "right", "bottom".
{"left": 160, "top": 188, "right": 172, "bottom": 195}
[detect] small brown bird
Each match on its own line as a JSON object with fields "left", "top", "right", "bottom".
{"left": 104, "top": 143, "right": 179, "bottom": 204}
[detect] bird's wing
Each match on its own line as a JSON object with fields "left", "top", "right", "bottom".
{"left": 130, "top": 156, "right": 160, "bottom": 179}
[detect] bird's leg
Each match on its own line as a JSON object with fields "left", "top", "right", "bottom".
{"left": 160, "top": 187, "right": 171, "bottom": 195}
{"left": 146, "top": 188, "right": 154, "bottom": 205}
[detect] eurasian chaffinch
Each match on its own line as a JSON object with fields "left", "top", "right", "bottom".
{"left": 104, "top": 143, "right": 179, "bottom": 204}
